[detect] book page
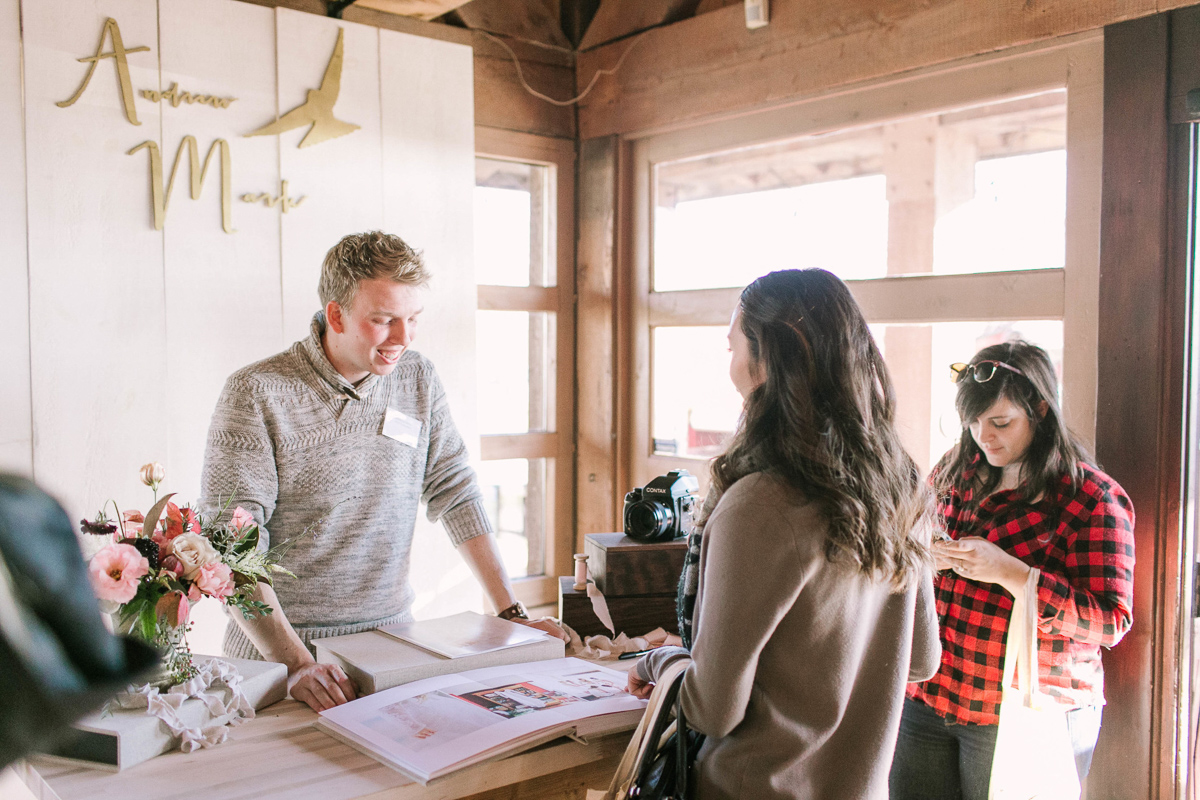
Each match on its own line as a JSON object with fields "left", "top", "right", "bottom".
{"left": 318, "top": 658, "right": 645, "bottom": 781}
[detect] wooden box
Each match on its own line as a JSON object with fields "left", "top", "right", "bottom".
{"left": 40, "top": 656, "right": 287, "bottom": 771}
{"left": 584, "top": 532, "right": 687, "bottom": 596}
{"left": 558, "top": 577, "right": 678, "bottom": 639}
{"left": 315, "top": 628, "right": 565, "bottom": 695}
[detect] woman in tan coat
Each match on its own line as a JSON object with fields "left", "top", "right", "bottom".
{"left": 629, "top": 268, "right": 941, "bottom": 800}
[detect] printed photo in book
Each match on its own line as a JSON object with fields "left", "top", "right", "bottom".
{"left": 317, "top": 658, "right": 646, "bottom": 783}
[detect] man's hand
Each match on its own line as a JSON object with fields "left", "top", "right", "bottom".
{"left": 288, "top": 662, "right": 358, "bottom": 712}
{"left": 626, "top": 670, "right": 653, "bottom": 700}
{"left": 933, "top": 536, "right": 1032, "bottom": 597}
{"left": 513, "top": 615, "right": 570, "bottom": 642}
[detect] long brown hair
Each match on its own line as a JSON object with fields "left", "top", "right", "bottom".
{"left": 934, "top": 340, "right": 1093, "bottom": 505}
{"left": 707, "top": 269, "right": 931, "bottom": 588}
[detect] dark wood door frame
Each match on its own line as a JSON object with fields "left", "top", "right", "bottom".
{"left": 1093, "top": 12, "right": 1195, "bottom": 799}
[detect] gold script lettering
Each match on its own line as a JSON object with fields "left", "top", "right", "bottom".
{"left": 240, "top": 180, "right": 306, "bottom": 213}
{"left": 140, "top": 82, "right": 236, "bottom": 110}
{"left": 56, "top": 18, "right": 150, "bottom": 126}
{"left": 127, "top": 136, "right": 235, "bottom": 234}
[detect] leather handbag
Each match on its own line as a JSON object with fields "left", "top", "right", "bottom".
{"left": 606, "top": 658, "right": 705, "bottom": 800}
{"left": 988, "top": 567, "right": 1080, "bottom": 800}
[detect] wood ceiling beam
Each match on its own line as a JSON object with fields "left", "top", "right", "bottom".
{"left": 575, "top": 0, "right": 1198, "bottom": 140}
{"left": 454, "top": 0, "right": 571, "bottom": 51}
{"left": 354, "top": 0, "right": 474, "bottom": 21}
{"left": 578, "top": 0, "right": 700, "bottom": 51}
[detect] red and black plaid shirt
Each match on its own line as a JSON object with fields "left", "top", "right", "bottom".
{"left": 907, "top": 458, "right": 1135, "bottom": 725}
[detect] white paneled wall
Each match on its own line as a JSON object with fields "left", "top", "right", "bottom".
{"left": 379, "top": 29, "right": 480, "bottom": 617}
{"left": 158, "top": 0, "right": 283, "bottom": 501}
{"left": 9, "top": 0, "right": 480, "bottom": 624}
{"left": 23, "top": 0, "right": 167, "bottom": 515}
{"left": 277, "top": 9, "right": 384, "bottom": 345}
{"left": 0, "top": 0, "right": 31, "bottom": 476}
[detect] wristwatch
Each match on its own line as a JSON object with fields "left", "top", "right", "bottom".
{"left": 496, "top": 601, "right": 529, "bottom": 621}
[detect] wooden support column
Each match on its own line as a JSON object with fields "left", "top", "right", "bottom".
{"left": 1092, "top": 13, "right": 1181, "bottom": 800}
{"left": 526, "top": 165, "right": 549, "bottom": 576}
{"left": 576, "top": 136, "right": 620, "bottom": 543}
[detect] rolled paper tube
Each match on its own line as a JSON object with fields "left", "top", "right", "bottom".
{"left": 573, "top": 553, "right": 589, "bottom": 590}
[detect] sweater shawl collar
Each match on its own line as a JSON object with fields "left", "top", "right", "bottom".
{"left": 299, "top": 311, "right": 380, "bottom": 401}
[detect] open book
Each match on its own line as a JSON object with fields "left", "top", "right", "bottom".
{"left": 315, "top": 657, "right": 646, "bottom": 784}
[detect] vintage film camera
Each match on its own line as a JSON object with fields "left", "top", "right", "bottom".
{"left": 622, "top": 469, "right": 701, "bottom": 543}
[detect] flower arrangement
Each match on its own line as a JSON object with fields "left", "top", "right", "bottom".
{"left": 81, "top": 463, "right": 294, "bottom": 686}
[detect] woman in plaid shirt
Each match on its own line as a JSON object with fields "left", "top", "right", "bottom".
{"left": 889, "top": 340, "right": 1135, "bottom": 800}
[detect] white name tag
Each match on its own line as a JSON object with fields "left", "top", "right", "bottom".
{"left": 382, "top": 407, "right": 422, "bottom": 447}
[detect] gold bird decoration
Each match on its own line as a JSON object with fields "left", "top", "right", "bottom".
{"left": 246, "top": 28, "right": 359, "bottom": 149}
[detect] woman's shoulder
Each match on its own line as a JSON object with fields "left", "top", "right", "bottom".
{"left": 1070, "top": 462, "right": 1134, "bottom": 515}
{"left": 714, "top": 473, "right": 823, "bottom": 527}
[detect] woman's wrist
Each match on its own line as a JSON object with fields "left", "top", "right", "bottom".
{"left": 999, "top": 559, "right": 1033, "bottom": 597}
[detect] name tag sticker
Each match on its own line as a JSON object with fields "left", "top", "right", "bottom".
{"left": 382, "top": 407, "right": 422, "bottom": 447}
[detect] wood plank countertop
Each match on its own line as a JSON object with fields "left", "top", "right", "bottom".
{"left": 16, "top": 697, "right": 634, "bottom": 800}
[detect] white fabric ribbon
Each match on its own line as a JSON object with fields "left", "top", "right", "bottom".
{"left": 113, "top": 658, "right": 255, "bottom": 753}
{"left": 564, "top": 626, "right": 676, "bottom": 659}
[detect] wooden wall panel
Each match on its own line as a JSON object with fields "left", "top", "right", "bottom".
{"left": 276, "top": 8, "right": 383, "bottom": 344}
{"left": 1091, "top": 14, "right": 1173, "bottom": 800}
{"left": 21, "top": 0, "right": 167, "bottom": 519}
{"left": 575, "top": 0, "right": 1196, "bottom": 139}
{"left": 0, "top": 0, "right": 31, "bottom": 476}
{"left": 379, "top": 28, "right": 483, "bottom": 617}
{"left": 576, "top": 136, "right": 619, "bottom": 541}
{"left": 157, "top": 0, "right": 283, "bottom": 501}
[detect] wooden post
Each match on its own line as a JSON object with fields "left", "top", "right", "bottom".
{"left": 1092, "top": 13, "right": 1182, "bottom": 800}
{"left": 576, "top": 136, "right": 620, "bottom": 544}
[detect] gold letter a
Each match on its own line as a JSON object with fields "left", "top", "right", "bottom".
{"left": 56, "top": 17, "right": 150, "bottom": 126}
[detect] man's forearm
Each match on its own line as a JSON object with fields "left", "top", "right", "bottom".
{"left": 456, "top": 533, "right": 518, "bottom": 613}
{"left": 233, "top": 583, "right": 315, "bottom": 673}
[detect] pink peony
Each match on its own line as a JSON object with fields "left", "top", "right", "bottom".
{"left": 88, "top": 544, "right": 150, "bottom": 604}
{"left": 156, "top": 590, "right": 190, "bottom": 627}
{"left": 229, "top": 506, "right": 255, "bottom": 534}
{"left": 194, "top": 562, "right": 235, "bottom": 600}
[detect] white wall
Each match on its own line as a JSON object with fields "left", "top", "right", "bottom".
{"left": 8, "top": 0, "right": 481, "bottom": 626}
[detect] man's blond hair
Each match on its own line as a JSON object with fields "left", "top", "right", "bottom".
{"left": 318, "top": 231, "right": 429, "bottom": 310}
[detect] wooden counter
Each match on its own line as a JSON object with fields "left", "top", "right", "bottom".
{"left": 15, "top": 698, "right": 632, "bottom": 800}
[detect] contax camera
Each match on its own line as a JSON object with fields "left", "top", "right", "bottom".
{"left": 623, "top": 469, "right": 701, "bottom": 543}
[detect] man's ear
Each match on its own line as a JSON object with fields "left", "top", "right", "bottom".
{"left": 326, "top": 301, "right": 346, "bottom": 334}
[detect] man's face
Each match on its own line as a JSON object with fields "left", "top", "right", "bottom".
{"left": 325, "top": 277, "right": 424, "bottom": 383}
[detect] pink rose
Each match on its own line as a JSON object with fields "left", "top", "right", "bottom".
{"left": 156, "top": 590, "right": 190, "bottom": 627}
{"left": 194, "top": 562, "right": 235, "bottom": 600}
{"left": 229, "top": 506, "right": 255, "bottom": 534}
{"left": 161, "top": 554, "right": 184, "bottom": 576}
{"left": 188, "top": 584, "right": 201, "bottom": 603}
{"left": 88, "top": 544, "right": 150, "bottom": 604}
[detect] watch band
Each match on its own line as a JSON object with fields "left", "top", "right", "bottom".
{"left": 496, "top": 601, "right": 529, "bottom": 621}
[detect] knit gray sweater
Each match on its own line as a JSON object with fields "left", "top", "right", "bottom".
{"left": 199, "top": 313, "right": 491, "bottom": 655}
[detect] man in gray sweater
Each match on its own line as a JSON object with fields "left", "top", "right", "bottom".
{"left": 200, "top": 231, "right": 562, "bottom": 712}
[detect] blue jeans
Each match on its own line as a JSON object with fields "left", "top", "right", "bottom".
{"left": 889, "top": 697, "right": 1102, "bottom": 800}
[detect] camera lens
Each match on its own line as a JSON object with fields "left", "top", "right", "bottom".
{"left": 626, "top": 501, "right": 674, "bottom": 541}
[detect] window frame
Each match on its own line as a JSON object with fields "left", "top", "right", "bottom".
{"left": 623, "top": 33, "right": 1103, "bottom": 488}
{"left": 474, "top": 126, "right": 576, "bottom": 606}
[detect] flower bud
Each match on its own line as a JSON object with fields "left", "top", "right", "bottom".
{"left": 140, "top": 462, "right": 166, "bottom": 488}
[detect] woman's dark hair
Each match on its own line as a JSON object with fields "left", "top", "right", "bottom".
{"left": 705, "top": 268, "right": 931, "bottom": 588}
{"left": 934, "top": 340, "right": 1093, "bottom": 505}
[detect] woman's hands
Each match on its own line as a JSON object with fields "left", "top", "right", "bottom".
{"left": 933, "top": 536, "right": 1033, "bottom": 597}
{"left": 626, "top": 671, "right": 654, "bottom": 700}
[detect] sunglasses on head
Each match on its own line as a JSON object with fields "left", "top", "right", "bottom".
{"left": 949, "top": 360, "right": 1024, "bottom": 384}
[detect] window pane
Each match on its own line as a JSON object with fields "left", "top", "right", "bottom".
{"left": 651, "top": 326, "right": 743, "bottom": 457}
{"left": 474, "top": 157, "right": 554, "bottom": 287}
{"left": 651, "top": 90, "right": 1066, "bottom": 290}
{"left": 877, "top": 319, "right": 1064, "bottom": 472}
{"left": 476, "top": 310, "right": 557, "bottom": 435}
{"left": 478, "top": 458, "right": 554, "bottom": 579}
